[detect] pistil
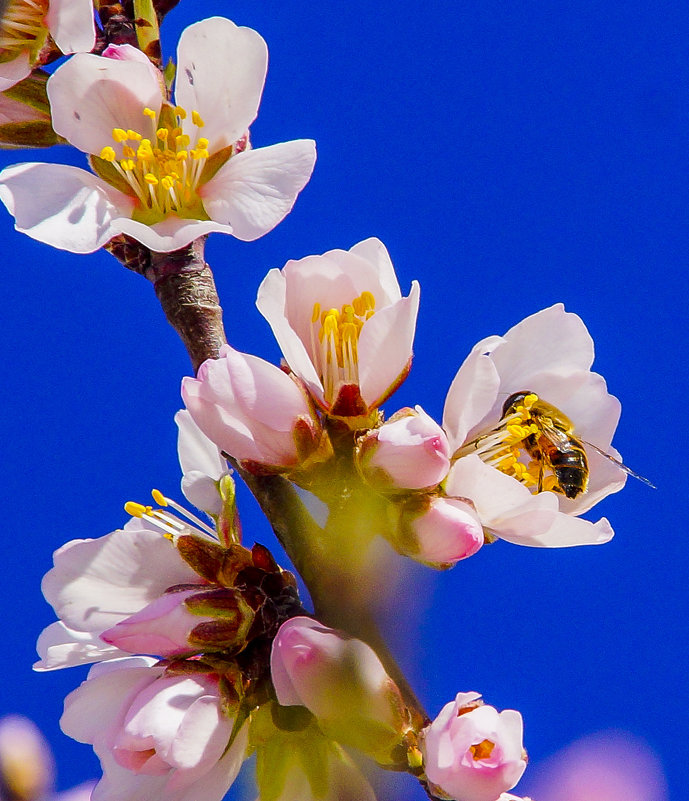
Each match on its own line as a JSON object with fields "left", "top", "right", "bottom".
{"left": 0, "top": 0, "right": 48, "bottom": 60}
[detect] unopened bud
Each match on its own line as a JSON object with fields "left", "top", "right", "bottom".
{"left": 357, "top": 406, "right": 451, "bottom": 491}
{"left": 100, "top": 587, "right": 254, "bottom": 657}
{"left": 397, "top": 496, "right": 484, "bottom": 568}
{"left": 270, "top": 616, "right": 411, "bottom": 764}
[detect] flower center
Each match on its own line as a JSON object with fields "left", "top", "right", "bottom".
{"left": 99, "top": 105, "right": 213, "bottom": 225}
{"left": 469, "top": 739, "right": 496, "bottom": 761}
{"left": 309, "top": 291, "right": 376, "bottom": 404}
{"left": 0, "top": 0, "right": 49, "bottom": 63}
{"left": 455, "top": 392, "right": 560, "bottom": 493}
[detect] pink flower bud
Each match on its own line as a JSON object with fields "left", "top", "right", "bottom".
{"left": 400, "top": 497, "right": 484, "bottom": 567}
{"left": 270, "top": 617, "right": 409, "bottom": 761}
{"left": 100, "top": 589, "right": 216, "bottom": 658}
{"left": 100, "top": 585, "right": 255, "bottom": 660}
{"left": 182, "top": 345, "right": 322, "bottom": 471}
{"left": 358, "top": 406, "right": 451, "bottom": 490}
{"left": 422, "top": 692, "right": 527, "bottom": 801}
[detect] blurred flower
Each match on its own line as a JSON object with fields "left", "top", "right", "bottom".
{"left": 251, "top": 702, "right": 377, "bottom": 801}
{"left": 257, "top": 238, "right": 420, "bottom": 418}
{"left": 182, "top": 344, "right": 323, "bottom": 473}
{"left": 0, "top": 715, "right": 54, "bottom": 801}
{"left": 356, "top": 406, "right": 451, "bottom": 491}
{"left": 0, "top": 0, "right": 95, "bottom": 91}
{"left": 0, "top": 17, "right": 316, "bottom": 253}
{"left": 397, "top": 496, "right": 484, "bottom": 568}
{"left": 271, "top": 616, "right": 411, "bottom": 763}
{"left": 421, "top": 691, "right": 526, "bottom": 801}
{"left": 443, "top": 304, "right": 626, "bottom": 547}
{"left": 0, "top": 714, "right": 95, "bottom": 801}
{"left": 61, "top": 657, "right": 247, "bottom": 801}
{"left": 525, "top": 730, "right": 669, "bottom": 801}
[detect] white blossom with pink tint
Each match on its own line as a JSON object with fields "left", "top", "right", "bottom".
{"left": 61, "top": 657, "right": 247, "bottom": 801}
{"left": 402, "top": 497, "right": 484, "bottom": 568}
{"left": 0, "top": 17, "right": 316, "bottom": 253}
{"left": 0, "top": 0, "right": 95, "bottom": 91}
{"left": 271, "top": 616, "right": 408, "bottom": 758}
{"left": 182, "top": 344, "right": 322, "bottom": 471}
{"left": 0, "top": 715, "right": 55, "bottom": 800}
{"left": 35, "top": 518, "right": 204, "bottom": 670}
{"left": 421, "top": 691, "right": 526, "bottom": 801}
{"left": 256, "top": 238, "right": 420, "bottom": 417}
{"left": 358, "top": 406, "right": 451, "bottom": 490}
{"left": 443, "top": 304, "right": 626, "bottom": 547}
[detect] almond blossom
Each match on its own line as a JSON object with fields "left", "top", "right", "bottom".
{"left": 0, "top": 17, "right": 316, "bottom": 253}
{"left": 0, "top": 0, "right": 95, "bottom": 91}
{"left": 443, "top": 304, "right": 627, "bottom": 547}
{"left": 61, "top": 657, "right": 247, "bottom": 801}
{"left": 181, "top": 344, "right": 323, "bottom": 472}
{"left": 256, "top": 238, "right": 420, "bottom": 418}
{"left": 421, "top": 692, "right": 527, "bottom": 801}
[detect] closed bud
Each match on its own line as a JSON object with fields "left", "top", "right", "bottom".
{"left": 421, "top": 692, "right": 527, "bottom": 801}
{"left": 397, "top": 496, "right": 484, "bottom": 568}
{"left": 100, "top": 587, "right": 254, "bottom": 658}
{"left": 270, "top": 616, "right": 411, "bottom": 764}
{"left": 357, "top": 406, "right": 451, "bottom": 491}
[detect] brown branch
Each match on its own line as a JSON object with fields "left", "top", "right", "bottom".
{"left": 105, "top": 235, "right": 226, "bottom": 373}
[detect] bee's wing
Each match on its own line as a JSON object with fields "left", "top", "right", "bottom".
{"left": 535, "top": 420, "right": 573, "bottom": 448}
{"left": 581, "top": 439, "right": 657, "bottom": 489}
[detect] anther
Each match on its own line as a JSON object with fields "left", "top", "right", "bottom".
{"left": 124, "top": 501, "right": 147, "bottom": 518}
{"left": 100, "top": 146, "right": 116, "bottom": 162}
{"left": 151, "top": 489, "right": 167, "bottom": 506}
{"left": 191, "top": 110, "right": 205, "bottom": 127}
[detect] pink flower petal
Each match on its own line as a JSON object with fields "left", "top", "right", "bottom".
{"left": 46, "top": 0, "right": 96, "bottom": 55}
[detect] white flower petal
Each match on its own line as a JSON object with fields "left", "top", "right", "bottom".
{"left": 91, "top": 749, "right": 170, "bottom": 801}
{"left": 443, "top": 348, "right": 501, "bottom": 451}
{"left": 173, "top": 724, "right": 248, "bottom": 801}
{"left": 175, "top": 409, "right": 226, "bottom": 481}
{"left": 0, "top": 51, "right": 31, "bottom": 92}
{"left": 114, "top": 216, "right": 236, "bottom": 253}
{"left": 348, "top": 237, "right": 402, "bottom": 305}
{"left": 358, "top": 281, "right": 420, "bottom": 407}
{"left": 201, "top": 140, "right": 316, "bottom": 241}
{"left": 41, "top": 524, "right": 201, "bottom": 633}
{"left": 489, "top": 304, "right": 595, "bottom": 388}
{"left": 46, "top": 0, "right": 96, "bottom": 55}
{"left": 61, "top": 658, "right": 161, "bottom": 745}
{"left": 446, "top": 455, "right": 559, "bottom": 541}
{"left": 0, "top": 162, "right": 132, "bottom": 254}
{"left": 523, "top": 513, "right": 614, "bottom": 547}
{"left": 175, "top": 17, "right": 267, "bottom": 152}
{"left": 34, "top": 622, "right": 128, "bottom": 671}
{"left": 48, "top": 53, "right": 162, "bottom": 155}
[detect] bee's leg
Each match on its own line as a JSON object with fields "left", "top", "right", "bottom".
{"left": 538, "top": 461, "right": 544, "bottom": 493}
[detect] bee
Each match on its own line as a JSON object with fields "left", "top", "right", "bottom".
{"left": 499, "top": 391, "right": 655, "bottom": 499}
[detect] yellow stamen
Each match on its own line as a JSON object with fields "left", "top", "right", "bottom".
{"left": 191, "top": 110, "right": 205, "bottom": 127}
{"left": 124, "top": 501, "right": 147, "bottom": 517}
{"left": 112, "top": 128, "right": 128, "bottom": 143}
{"left": 470, "top": 740, "right": 495, "bottom": 761}
{"left": 100, "top": 146, "right": 116, "bottom": 162}
{"left": 151, "top": 489, "right": 167, "bottom": 506}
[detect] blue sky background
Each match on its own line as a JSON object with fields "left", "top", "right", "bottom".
{"left": 0, "top": 1, "right": 686, "bottom": 799}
